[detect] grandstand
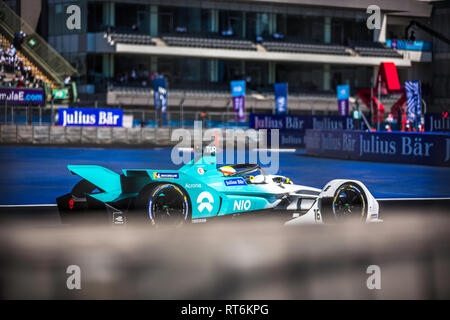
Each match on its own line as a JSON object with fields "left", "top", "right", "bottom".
{"left": 0, "top": 1, "right": 77, "bottom": 105}
{"left": 1, "top": 0, "right": 448, "bottom": 115}
{"left": 0, "top": 35, "right": 49, "bottom": 89}
{"left": 162, "top": 33, "right": 256, "bottom": 51}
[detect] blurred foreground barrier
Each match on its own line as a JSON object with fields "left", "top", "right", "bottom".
{"left": 306, "top": 129, "right": 450, "bottom": 167}
{"left": 0, "top": 215, "right": 449, "bottom": 299}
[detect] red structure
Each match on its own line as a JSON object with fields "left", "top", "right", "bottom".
{"left": 357, "top": 62, "right": 407, "bottom": 129}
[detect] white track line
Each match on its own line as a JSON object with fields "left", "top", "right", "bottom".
{"left": 0, "top": 204, "right": 57, "bottom": 207}
{"left": 1, "top": 198, "right": 448, "bottom": 208}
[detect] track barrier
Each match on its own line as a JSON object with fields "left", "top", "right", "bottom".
{"left": 305, "top": 129, "right": 450, "bottom": 167}
{"left": 0, "top": 125, "right": 255, "bottom": 146}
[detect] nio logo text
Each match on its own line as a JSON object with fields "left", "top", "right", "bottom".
{"left": 234, "top": 200, "right": 251, "bottom": 211}
{"left": 197, "top": 191, "right": 214, "bottom": 213}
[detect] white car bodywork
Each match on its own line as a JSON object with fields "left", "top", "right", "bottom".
{"left": 283, "top": 179, "right": 382, "bottom": 225}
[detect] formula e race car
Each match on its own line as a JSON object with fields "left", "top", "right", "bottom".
{"left": 57, "top": 149, "right": 381, "bottom": 226}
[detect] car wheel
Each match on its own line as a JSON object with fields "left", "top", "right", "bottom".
{"left": 320, "top": 183, "right": 367, "bottom": 223}
{"left": 138, "top": 183, "right": 190, "bottom": 226}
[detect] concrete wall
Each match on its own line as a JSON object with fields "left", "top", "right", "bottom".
{"left": 0, "top": 214, "right": 448, "bottom": 299}
{"left": 0, "top": 125, "right": 168, "bottom": 146}
{"left": 0, "top": 125, "right": 255, "bottom": 146}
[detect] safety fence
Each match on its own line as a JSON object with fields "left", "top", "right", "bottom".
{"left": 305, "top": 129, "right": 450, "bottom": 167}
{"left": 0, "top": 105, "right": 250, "bottom": 129}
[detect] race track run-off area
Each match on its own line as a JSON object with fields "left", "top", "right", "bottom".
{"left": 0, "top": 146, "right": 449, "bottom": 205}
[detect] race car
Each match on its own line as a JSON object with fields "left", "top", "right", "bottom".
{"left": 56, "top": 148, "right": 381, "bottom": 226}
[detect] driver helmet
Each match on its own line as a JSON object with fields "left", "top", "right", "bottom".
{"left": 218, "top": 166, "right": 236, "bottom": 176}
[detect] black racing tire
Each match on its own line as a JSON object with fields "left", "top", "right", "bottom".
{"left": 319, "top": 182, "right": 367, "bottom": 223}
{"left": 135, "top": 183, "right": 191, "bottom": 226}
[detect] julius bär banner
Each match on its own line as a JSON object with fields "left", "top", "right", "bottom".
{"left": 249, "top": 114, "right": 368, "bottom": 147}
{"left": 58, "top": 108, "right": 123, "bottom": 127}
{"left": 305, "top": 129, "right": 450, "bottom": 167}
{"left": 424, "top": 113, "right": 450, "bottom": 132}
{"left": 0, "top": 88, "right": 45, "bottom": 105}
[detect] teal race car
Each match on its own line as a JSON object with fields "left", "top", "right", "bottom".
{"left": 57, "top": 149, "right": 381, "bottom": 226}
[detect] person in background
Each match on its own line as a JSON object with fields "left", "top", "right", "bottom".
{"left": 64, "top": 75, "right": 71, "bottom": 86}
{"left": 272, "top": 32, "right": 284, "bottom": 40}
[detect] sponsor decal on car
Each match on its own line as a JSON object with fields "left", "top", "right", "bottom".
{"left": 197, "top": 191, "right": 214, "bottom": 213}
{"left": 224, "top": 177, "right": 247, "bottom": 186}
{"left": 197, "top": 167, "right": 205, "bottom": 175}
{"left": 153, "top": 172, "right": 179, "bottom": 179}
{"left": 185, "top": 183, "right": 201, "bottom": 189}
{"left": 233, "top": 199, "right": 251, "bottom": 211}
{"left": 113, "top": 212, "right": 125, "bottom": 225}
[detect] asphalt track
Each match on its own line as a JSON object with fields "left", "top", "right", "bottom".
{"left": 1, "top": 146, "right": 450, "bottom": 203}
{"left": 0, "top": 145, "right": 449, "bottom": 220}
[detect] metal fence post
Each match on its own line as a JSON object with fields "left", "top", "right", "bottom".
{"left": 50, "top": 99, "right": 54, "bottom": 126}
{"left": 180, "top": 98, "right": 185, "bottom": 128}
{"left": 226, "top": 99, "right": 230, "bottom": 128}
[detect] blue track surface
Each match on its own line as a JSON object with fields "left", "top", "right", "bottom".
{"left": 0, "top": 146, "right": 449, "bottom": 205}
